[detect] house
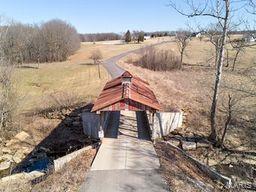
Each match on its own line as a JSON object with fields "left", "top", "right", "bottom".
{"left": 144, "top": 35, "right": 151, "bottom": 40}
{"left": 195, "top": 32, "right": 202, "bottom": 38}
{"left": 191, "top": 32, "right": 202, "bottom": 38}
{"left": 243, "top": 33, "right": 256, "bottom": 42}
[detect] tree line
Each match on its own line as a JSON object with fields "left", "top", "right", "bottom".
{"left": 1, "top": 19, "right": 80, "bottom": 65}
{"left": 80, "top": 30, "right": 175, "bottom": 43}
{"left": 80, "top": 33, "right": 121, "bottom": 42}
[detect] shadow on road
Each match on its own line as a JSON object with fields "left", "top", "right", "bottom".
{"left": 104, "top": 111, "right": 120, "bottom": 138}
{"left": 104, "top": 111, "right": 151, "bottom": 141}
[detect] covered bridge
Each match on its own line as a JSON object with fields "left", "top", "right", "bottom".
{"left": 91, "top": 71, "right": 161, "bottom": 112}
{"left": 82, "top": 71, "right": 182, "bottom": 139}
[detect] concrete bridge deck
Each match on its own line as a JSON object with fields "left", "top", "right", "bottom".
{"left": 80, "top": 111, "right": 169, "bottom": 192}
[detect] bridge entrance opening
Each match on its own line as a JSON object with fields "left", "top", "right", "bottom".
{"left": 104, "top": 111, "right": 151, "bottom": 140}
{"left": 91, "top": 71, "right": 161, "bottom": 140}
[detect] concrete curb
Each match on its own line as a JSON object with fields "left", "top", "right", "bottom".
{"left": 0, "top": 171, "right": 45, "bottom": 188}
{"left": 54, "top": 145, "right": 95, "bottom": 171}
{"left": 165, "top": 141, "right": 232, "bottom": 188}
{"left": 0, "top": 144, "right": 98, "bottom": 188}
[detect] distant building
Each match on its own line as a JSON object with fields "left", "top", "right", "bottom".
{"left": 195, "top": 33, "right": 202, "bottom": 38}
{"left": 144, "top": 35, "right": 151, "bottom": 40}
{"left": 243, "top": 34, "right": 256, "bottom": 42}
{"left": 191, "top": 32, "right": 202, "bottom": 38}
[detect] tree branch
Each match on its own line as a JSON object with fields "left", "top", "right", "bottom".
{"left": 169, "top": 1, "right": 226, "bottom": 20}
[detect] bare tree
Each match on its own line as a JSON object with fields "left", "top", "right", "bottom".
{"left": 0, "top": 22, "right": 19, "bottom": 139}
{"left": 0, "top": 65, "right": 17, "bottom": 136}
{"left": 230, "top": 38, "right": 246, "bottom": 71}
{"left": 2, "top": 22, "right": 27, "bottom": 66}
{"left": 175, "top": 30, "right": 190, "bottom": 66}
{"left": 1, "top": 19, "right": 80, "bottom": 64}
{"left": 90, "top": 50, "right": 103, "bottom": 79}
{"left": 211, "top": 35, "right": 221, "bottom": 66}
{"left": 206, "top": 25, "right": 222, "bottom": 66}
{"left": 247, "top": 0, "right": 256, "bottom": 14}
{"left": 219, "top": 94, "right": 239, "bottom": 147}
{"left": 40, "top": 19, "right": 80, "bottom": 62}
{"left": 132, "top": 31, "right": 139, "bottom": 43}
{"left": 30, "top": 25, "right": 43, "bottom": 68}
{"left": 170, "top": 0, "right": 231, "bottom": 143}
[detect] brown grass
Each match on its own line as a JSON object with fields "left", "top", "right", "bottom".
{"left": 119, "top": 59, "right": 213, "bottom": 133}
{"left": 32, "top": 149, "right": 96, "bottom": 192}
{"left": 155, "top": 142, "right": 221, "bottom": 191}
{"left": 118, "top": 41, "right": 255, "bottom": 149}
{"left": 155, "top": 37, "right": 256, "bottom": 68}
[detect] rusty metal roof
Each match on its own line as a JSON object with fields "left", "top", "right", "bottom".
{"left": 91, "top": 71, "right": 161, "bottom": 112}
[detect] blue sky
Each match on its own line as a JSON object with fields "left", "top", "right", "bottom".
{"left": 0, "top": 0, "right": 254, "bottom": 33}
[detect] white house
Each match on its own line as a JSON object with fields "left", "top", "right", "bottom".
{"left": 195, "top": 32, "right": 202, "bottom": 38}
{"left": 144, "top": 35, "right": 151, "bottom": 40}
{"left": 243, "top": 34, "right": 256, "bottom": 42}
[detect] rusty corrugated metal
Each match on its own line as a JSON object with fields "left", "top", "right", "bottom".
{"left": 91, "top": 71, "right": 161, "bottom": 112}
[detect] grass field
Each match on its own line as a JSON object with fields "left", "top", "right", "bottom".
{"left": 12, "top": 37, "right": 169, "bottom": 112}
{"left": 154, "top": 36, "right": 256, "bottom": 68}
{"left": 14, "top": 63, "right": 109, "bottom": 112}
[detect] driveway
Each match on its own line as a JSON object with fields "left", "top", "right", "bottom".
{"left": 102, "top": 40, "right": 172, "bottom": 78}
{"left": 80, "top": 111, "right": 169, "bottom": 192}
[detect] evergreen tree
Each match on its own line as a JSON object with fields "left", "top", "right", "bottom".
{"left": 125, "top": 30, "right": 131, "bottom": 43}
{"left": 138, "top": 32, "right": 144, "bottom": 43}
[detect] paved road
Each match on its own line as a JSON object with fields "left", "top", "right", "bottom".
{"left": 80, "top": 111, "right": 169, "bottom": 192}
{"left": 102, "top": 40, "right": 173, "bottom": 78}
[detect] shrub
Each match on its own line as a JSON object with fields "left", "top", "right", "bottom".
{"left": 43, "top": 91, "right": 83, "bottom": 112}
{"left": 90, "top": 50, "right": 103, "bottom": 64}
{"left": 1, "top": 19, "right": 80, "bottom": 64}
{"left": 136, "top": 46, "right": 181, "bottom": 71}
